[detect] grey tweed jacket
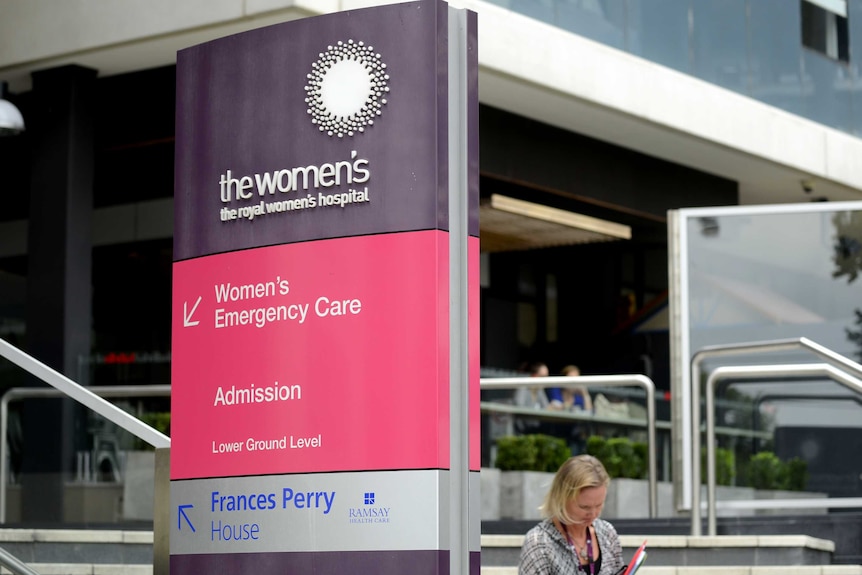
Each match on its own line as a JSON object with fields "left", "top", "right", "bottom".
{"left": 519, "top": 518, "right": 624, "bottom": 575}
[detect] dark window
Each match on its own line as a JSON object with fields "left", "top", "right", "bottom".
{"left": 801, "top": 0, "right": 849, "bottom": 62}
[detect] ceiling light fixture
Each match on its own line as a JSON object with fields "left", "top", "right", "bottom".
{"left": 0, "top": 82, "right": 25, "bottom": 136}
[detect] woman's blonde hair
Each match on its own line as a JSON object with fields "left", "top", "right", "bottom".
{"left": 540, "top": 454, "right": 609, "bottom": 524}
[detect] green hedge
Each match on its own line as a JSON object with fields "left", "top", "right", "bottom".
{"left": 699, "top": 446, "right": 736, "bottom": 486}
{"left": 495, "top": 434, "right": 808, "bottom": 492}
{"left": 585, "top": 435, "right": 647, "bottom": 479}
{"left": 133, "top": 412, "right": 171, "bottom": 451}
{"left": 748, "top": 452, "right": 808, "bottom": 490}
{"left": 494, "top": 434, "right": 571, "bottom": 472}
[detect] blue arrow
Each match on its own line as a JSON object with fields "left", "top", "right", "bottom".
{"left": 178, "top": 504, "right": 196, "bottom": 532}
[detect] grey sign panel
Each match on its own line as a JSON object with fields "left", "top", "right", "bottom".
{"left": 170, "top": 469, "right": 448, "bottom": 555}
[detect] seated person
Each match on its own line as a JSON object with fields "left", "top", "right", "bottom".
{"left": 549, "top": 365, "right": 593, "bottom": 455}
{"left": 546, "top": 364, "right": 593, "bottom": 412}
{"left": 513, "top": 361, "right": 551, "bottom": 433}
{"left": 560, "top": 364, "right": 592, "bottom": 412}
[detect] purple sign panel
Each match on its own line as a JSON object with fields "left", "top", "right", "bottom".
{"left": 174, "top": 0, "right": 478, "bottom": 259}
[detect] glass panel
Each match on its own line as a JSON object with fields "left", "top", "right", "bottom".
{"left": 690, "top": 0, "right": 749, "bottom": 93}
{"left": 493, "top": 0, "right": 862, "bottom": 135}
{"left": 510, "top": 0, "right": 555, "bottom": 24}
{"left": 801, "top": 49, "right": 854, "bottom": 132}
{"left": 748, "top": 0, "right": 805, "bottom": 116}
{"left": 5, "top": 398, "right": 166, "bottom": 526}
{"left": 719, "top": 378, "right": 861, "bottom": 498}
{"left": 846, "top": 0, "right": 862, "bottom": 136}
{"left": 630, "top": 0, "right": 691, "bottom": 74}
{"left": 686, "top": 206, "right": 862, "bottom": 500}
{"left": 552, "top": 0, "right": 628, "bottom": 50}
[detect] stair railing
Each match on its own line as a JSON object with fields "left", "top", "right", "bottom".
{"left": 0, "top": 545, "right": 41, "bottom": 575}
{"left": 690, "top": 337, "right": 862, "bottom": 535}
{"left": 481, "top": 374, "right": 658, "bottom": 517}
{"left": 703, "top": 362, "right": 862, "bottom": 536}
{"left": 0, "top": 384, "right": 171, "bottom": 523}
{"left": 0, "top": 337, "right": 172, "bottom": 575}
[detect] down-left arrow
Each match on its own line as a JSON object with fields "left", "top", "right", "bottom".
{"left": 178, "top": 504, "right": 196, "bottom": 532}
{"left": 184, "top": 296, "right": 202, "bottom": 327}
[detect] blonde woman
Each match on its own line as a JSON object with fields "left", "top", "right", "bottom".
{"left": 519, "top": 455, "right": 624, "bottom": 575}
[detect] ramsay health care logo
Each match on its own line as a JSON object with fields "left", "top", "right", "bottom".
{"left": 305, "top": 39, "right": 390, "bottom": 138}
{"left": 348, "top": 492, "right": 392, "bottom": 524}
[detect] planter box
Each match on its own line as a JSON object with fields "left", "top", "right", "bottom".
{"left": 481, "top": 467, "right": 501, "bottom": 520}
{"left": 753, "top": 489, "right": 828, "bottom": 515}
{"left": 703, "top": 484, "right": 757, "bottom": 517}
{"left": 603, "top": 478, "right": 675, "bottom": 519}
{"left": 484, "top": 472, "right": 830, "bottom": 521}
{"left": 64, "top": 482, "right": 124, "bottom": 522}
{"left": 499, "top": 470, "right": 555, "bottom": 520}
{"left": 5, "top": 483, "right": 124, "bottom": 523}
{"left": 122, "top": 450, "right": 156, "bottom": 521}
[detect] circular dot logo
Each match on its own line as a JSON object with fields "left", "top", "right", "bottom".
{"left": 305, "top": 39, "right": 390, "bottom": 138}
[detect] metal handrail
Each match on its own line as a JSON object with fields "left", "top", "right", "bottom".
{"left": 0, "top": 545, "right": 41, "bottom": 575}
{"left": 480, "top": 402, "right": 773, "bottom": 442}
{"left": 689, "top": 337, "right": 862, "bottom": 535}
{"left": 703, "top": 363, "right": 862, "bottom": 536}
{"left": 481, "top": 374, "right": 658, "bottom": 517}
{"left": 0, "top": 337, "right": 171, "bottom": 525}
{"left": 0, "top": 384, "right": 171, "bottom": 524}
{"left": 0, "top": 339, "right": 169, "bottom": 448}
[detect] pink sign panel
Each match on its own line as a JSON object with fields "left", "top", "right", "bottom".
{"left": 171, "top": 231, "right": 450, "bottom": 479}
{"left": 469, "top": 235, "right": 480, "bottom": 471}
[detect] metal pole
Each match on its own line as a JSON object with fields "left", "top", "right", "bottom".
{"left": 448, "top": 6, "right": 473, "bottom": 574}
{"left": 153, "top": 447, "right": 171, "bottom": 575}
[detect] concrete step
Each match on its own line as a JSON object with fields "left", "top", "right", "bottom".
{"left": 481, "top": 534, "right": 838, "bottom": 567}
{"left": 2, "top": 563, "right": 861, "bottom": 575}
{"left": 0, "top": 529, "right": 152, "bottom": 567}
{"left": 482, "top": 568, "right": 862, "bottom": 575}
{"left": 0, "top": 529, "right": 853, "bottom": 575}
{"left": 0, "top": 565, "right": 151, "bottom": 575}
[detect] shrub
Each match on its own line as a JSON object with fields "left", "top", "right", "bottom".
{"left": 746, "top": 452, "right": 809, "bottom": 491}
{"left": 715, "top": 447, "right": 736, "bottom": 486}
{"left": 585, "top": 435, "right": 646, "bottom": 479}
{"left": 533, "top": 434, "right": 573, "bottom": 472}
{"left": 700, "top": 446, "right": 736, "bottom": 486}
{"left": 748, "top": 451, "right": 782, "bottom": 490}
{"left": 495, "top": 436, "right": 536, "bottom": 471}
{"left": 631, "top": 441, "right": 648, "bottom": 480}
{"left": 495, "top": 434, "right": 570, "bottom": 472}
{"left": 605, "top": 437, "right": 631, "bottom": 478}
{"left": 784, "top": 457, "right": 809, "bottom": 491}
{"left": 133, "top": 412, "right": 171, "bottom": 450}
{"left": 586, "top": 435, "right": 610, "bottom": 464}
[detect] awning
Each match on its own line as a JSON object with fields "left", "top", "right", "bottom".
{"left": 479, "top": 194, "right": 632, "bottom": 252}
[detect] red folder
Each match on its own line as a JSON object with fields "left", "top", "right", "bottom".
{"left": 618, "top": 540, "right": 647, "bottom": 575}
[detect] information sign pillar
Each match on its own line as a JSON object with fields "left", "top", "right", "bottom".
{"left": 170, "top": 2, "right": 478, "bottom": 573}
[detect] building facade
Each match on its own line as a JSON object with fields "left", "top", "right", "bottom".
{"left": 0, "top": 0, "right": 861, "bottom": 523}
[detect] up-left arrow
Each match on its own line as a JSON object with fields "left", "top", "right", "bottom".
{"left": 178, "top": 504, "right": 196, "bottom": 532}
{"left": 184, "top": 296, "right": 202, "bottom": 327}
